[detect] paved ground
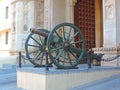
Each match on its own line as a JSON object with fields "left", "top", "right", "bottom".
{"left": 70, "top": 73, "right": 120, "bottom": 90}
{"left": 0, "top": 69, "right": 21, "bottom": 90}
{"left": 0, "top": 64, "right": 33, "bottom": 90}
{"left": 0, "top": 65, "right": 120, "bottom": 90}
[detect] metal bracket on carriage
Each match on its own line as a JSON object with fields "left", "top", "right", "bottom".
{"left": 30, "top": 28, "right": 49, "bottom": 38}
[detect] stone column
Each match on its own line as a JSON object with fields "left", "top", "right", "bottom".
{"left": 50, "top": 0, "right": 66, "bottom": 28}
{"left": 65, "top": 0, "right": 77, "bottom": 23}
{"left": 103, "top": 0, "right": 116, "bottom": 47}
{"left": 14, "top": 1, "right": 24, "bottom": 51}
{"left": 44, "top": 0, "right": 77, "bottom": 30}
{"left": 93, "top": 0, "right": 120, "bottom": 66}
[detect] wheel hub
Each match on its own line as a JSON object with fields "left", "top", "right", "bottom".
{"left": 63, "top": 42, "right": 70, "bottom": 49}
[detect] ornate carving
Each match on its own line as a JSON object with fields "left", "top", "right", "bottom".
{"left": 35, "top": 1, "right": 44, "bottom": 27}
{"left": 23, "top": 1, "right": 29, "bottom": 31}
{"left": 104, "top": 0, "right": 114, "bottom": 20}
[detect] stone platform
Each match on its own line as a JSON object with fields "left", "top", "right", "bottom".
{"left": 17, "top": 65, "right": 120, "bottom": 90}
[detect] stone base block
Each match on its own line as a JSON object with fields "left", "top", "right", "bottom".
{"left": 17, "top": 67, "right": 120, "bottom": 90}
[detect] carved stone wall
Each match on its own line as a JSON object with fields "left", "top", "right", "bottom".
{"left": 34, "top": 0, "right": 44, "bottom": 28}
{"left": 10, "top": 0, "right": 44, "bottom": 54}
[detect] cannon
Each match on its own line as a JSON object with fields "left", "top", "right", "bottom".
{"left": 25, "top": 22, "right": 103, "bottom": 69}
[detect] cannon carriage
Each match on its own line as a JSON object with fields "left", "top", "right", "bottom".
{"left": 25, "top": 22, "right": 102, "bottom": 69}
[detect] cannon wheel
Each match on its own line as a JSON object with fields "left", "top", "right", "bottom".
{"left": 47, "top": 23, "right": 86, "bottom": 69}
{"left": 25, "top": 29, "right": 52, "bottom": 67}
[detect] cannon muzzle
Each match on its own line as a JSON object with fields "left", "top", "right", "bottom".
{"left": 30, "top": 28, "right": 49, "bottom": 38}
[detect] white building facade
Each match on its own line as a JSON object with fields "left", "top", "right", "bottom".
{"left": 10, "top": 0, "right": 44, "bottom": 54}
{"left": 0, "top": 0, "right": 44, "bottom": 56}
{"left": 0, "top": 0, "right": 12, "bottom": 56}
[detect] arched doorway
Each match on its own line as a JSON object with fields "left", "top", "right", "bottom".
{"left": 74, "top": 0, "right": 103, "bottom": 63}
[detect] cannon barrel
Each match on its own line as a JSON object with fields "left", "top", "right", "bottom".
{"left": 30, "top": 28, "right": 49, "bottom": 38}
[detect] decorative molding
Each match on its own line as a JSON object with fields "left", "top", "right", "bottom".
{"left": 93, "top": 46, "right": 120, "bottom": 52}
{"left": 35, "top": 0, "right": 44, "bottom": 27}
{"left": 104, "top": 0, "right": 115, "bottom": 20}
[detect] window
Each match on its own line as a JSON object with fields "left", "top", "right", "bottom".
{"left": 5, "top": 32, "right": 8, "bottom": 44}
{"left": 5, "top": 6, "right": 9, "bottom": 19}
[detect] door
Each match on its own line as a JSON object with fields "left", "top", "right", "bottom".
{"left": 74, "top": 0, "right": 95, "bottom": 63}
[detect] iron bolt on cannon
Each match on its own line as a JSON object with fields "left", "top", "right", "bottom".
{"left": 25, "top": 22, "right": 103, "bottom": 69}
